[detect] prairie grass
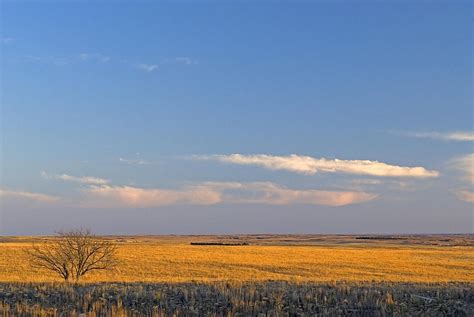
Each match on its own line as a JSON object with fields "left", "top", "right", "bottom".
{"left": 0, "top": 236, "right": 472, "bottom": 283}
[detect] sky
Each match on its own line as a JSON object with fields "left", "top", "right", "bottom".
{"left": 0, "top": 0, "right": 472, "bottom": 235}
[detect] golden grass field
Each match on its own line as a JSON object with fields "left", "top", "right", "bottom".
{"left": 0, "top": 235, "right": 473, "bottom": 283}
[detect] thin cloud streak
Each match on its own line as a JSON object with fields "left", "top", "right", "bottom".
{"left": 21, "top": 53, "right": 110, "bottom": 66}
{"left": 0, "top": 189, "right": 58, "bottom": 203}
{"left": 79, "top": 53, "right": 110, "bottom": 63}
{"left": 119, "top": 157, "right": 150, "bottom": 165}
{"left": 174, "top": 57, "right": 195, "bottom": 65}
{"left": 41, "top": 171, "right": 109, "bottom": 185}
{"left": 198, "top": 154, "right": 439, "bottom": 178}
{"left": 18, "top": 52, "right": 195, "bottom": 74}
{"left": 395, "top": 131, "right": 474, "bottom": 142}
{"left": 137, "top": 64, "right": 159, "bottom": 72}
{"left": 84, "top": 182, "right": 376, "bottom": 208}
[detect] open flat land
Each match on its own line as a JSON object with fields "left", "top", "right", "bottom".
{"left": 1, "top": 234, "right": 473, "bottom": 283}
{"left": 1, "top": 235, "right": 473, "bottom": 315}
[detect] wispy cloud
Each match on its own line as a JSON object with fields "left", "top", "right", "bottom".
{"left": 0, "top": 189, "right": 58, "bottom": 203}
{"left": 118, "top": 152, "right": 155, "bottom": 165}
{"left": 18, "top": 52, "right": 195, "bottom": 74}
{"left": 134, "top": 56, "right": 197, "bottom": 71}
{"left": 1, "top": 37, "right": 13, "bottom": 44}
{"left": 209, "top": 182, "right": 377, "bottom": 206}
{"left": 455, "top": 190, "right": 474, "bottom": 203}
{"left": 79, "top": 53, "right": 110, "bottom": 63}
{"left": 174, "top": 56, "right": 196, "bottom": 65}
{"left": 22, "top": 53, "right": 110, "bottom": 66}
{"left": 198, "top": 154, "right": 439, "bottom": 178}
{"left": 119, "top": 157, "right": 149, "bottom": 165}
{"left": 348, "top": 179, "right": 383, "bottom": 186}
{"left": 449, "top": 153, "right": 474, "bottom": 185}
{"left": 394, "top": 131, "right": 474, "bottom": 142}
{"left": 83, "top": 182, "right": 376, "bottom": 208}
{"left": 137, "top": 63, "right": 159, "bottom": 72}
{"left": 84, "top": 184, "right": 221, "bottom": 208}
{"left": 22, "top": 55, "right": 71, "bottom": 66}
{"left": 448, "top": 154, "right": 473, "bottom": 203}
{"left": 41, "top": 171, "right": 109, "bottom": 185}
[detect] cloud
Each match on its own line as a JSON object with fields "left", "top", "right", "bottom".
{"left": 119, "top": 157, "right": 149, "bottom": 165}
{"left": 211, "top": 182, "right": 377, "bottom": 206}
{"left": 0, "top": 189, "right": 58, "bottom": 203}
{"left": 455, "top": 190, "right": 474, "bottom": 203}
{"left": 19, "top": 53, "right": 195, "bottom": 73}
{"left": 331, "top": 178, "right": 417, "bottom": 195}
{"left": 22, "top": 53, "right": 110, "bottom": 66}
{"left": 349, "top": 179, "right": 383, "bottom": 186}
{"left": 41, "top": 171, "right": 109, "bottom": 185}
{"left": 83, "top": 182, "right": 376, "bottom": 208}
{"left": 1, "top": 37, "right": 13, "bottom": 44}
{"left": 395, "top": 131, "right": 474, "bottom": 142}
{"left": 137, "top": 64, "right": 158, "bottom": 72}
{"left": 136, "top": 57, "right": 196, "bottom": 71}
{"left": 174, "top": 57, "right": 195, "bottom": 65}
{"left": 448, "top": 154, "right": 474, "bottom": 203}
{"left": 79, "top": 53, "right": 110, "bottom": 63}
{"left": 28, "top": 55, "right": 71, "bottom": 66}
{"left": 84, "top": 184, "right": 222, "bottom": 208}
{"left": 199, "top": 154, "right": 439, "bottom": 178}
{"left": 449, "top": 153, "right": 474, "bottom": 185}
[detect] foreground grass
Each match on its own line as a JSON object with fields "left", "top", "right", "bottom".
{"left": 1, "top": 281, "right": 472, "bottom": 316}
{"left": 0, "top": 236, "right": 473, "bottom": 283}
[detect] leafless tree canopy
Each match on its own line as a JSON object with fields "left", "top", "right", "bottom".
{"left": 27, "top": 229, "right": 117, "bottom": 281}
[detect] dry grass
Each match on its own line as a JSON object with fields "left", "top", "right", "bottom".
{"left": 2, "top": 281, "right": 472, "bottom": 316}
{"left": 0, "top": 235, "right": 473, "bottom": 283}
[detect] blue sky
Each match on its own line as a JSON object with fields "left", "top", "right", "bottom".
{"left": 1, "top": 1, "right": 472, "bottom": 235}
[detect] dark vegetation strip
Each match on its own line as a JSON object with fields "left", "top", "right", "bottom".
{"left": 190, "top": 242, "right": 249, "bottom": 246}
{"left": 355, "top": 236, "right": 408, "bottom": 240}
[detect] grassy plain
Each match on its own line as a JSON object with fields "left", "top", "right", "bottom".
{"left": 0, "top": 234, "right": 472, "bottom": 283}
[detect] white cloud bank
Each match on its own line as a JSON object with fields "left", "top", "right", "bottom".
{"left": 84, "top": 182, "right": 376, "bottom": 208}
{"left": 0, "top": 189, "right": 58, "bottom": 203}
{"left": 398, "top": 131, "right": 474, "bottom": 142}
{"left": 199, "top": 154, "right": 439, "bottom": 178}
{"left": 41, "top": 171, "right": 109, "bottom": 185}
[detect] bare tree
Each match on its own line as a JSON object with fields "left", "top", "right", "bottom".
{"left": 28, "top": 240, "right": 72, "bottom": 281}
{"left": 27, "top": 229, "right": 118, "bottom": 281}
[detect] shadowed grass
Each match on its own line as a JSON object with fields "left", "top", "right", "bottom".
{"left": 0, "top": 281, "right": 472, "bottom": 316}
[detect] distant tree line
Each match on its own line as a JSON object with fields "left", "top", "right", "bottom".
{"left": 190, "top": 242, "right": 249, "bottom": 246}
